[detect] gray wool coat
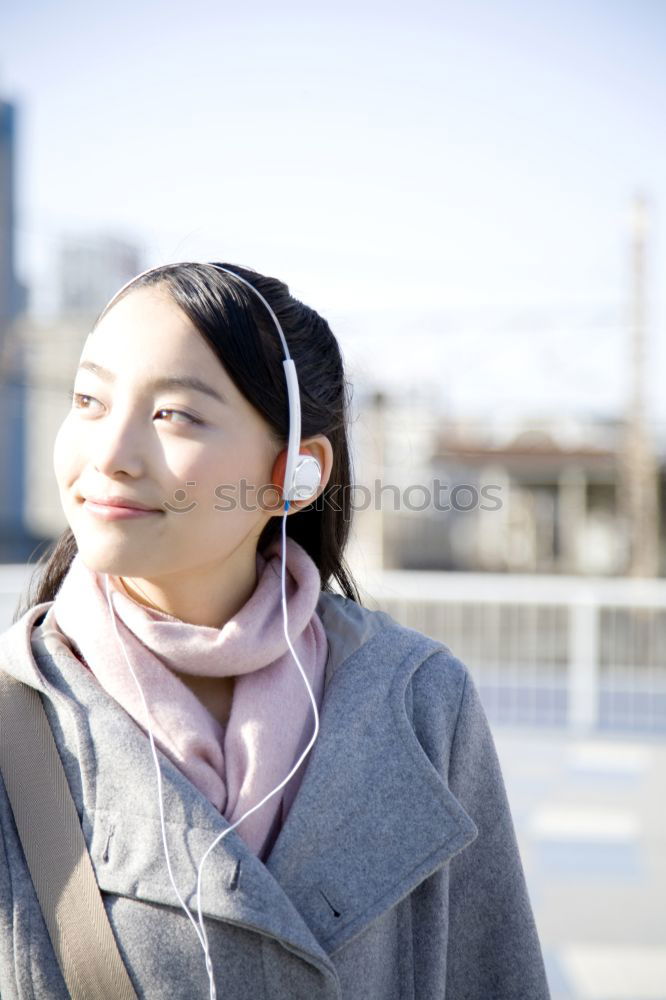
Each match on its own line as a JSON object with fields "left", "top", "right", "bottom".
{"left": 0, "top": 590, "right": 551, "bottom": 1000}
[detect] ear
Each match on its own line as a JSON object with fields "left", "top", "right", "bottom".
{"left": 270, "top": 436, "right": 333, "bottom": 513}
{"left": 270, "top": 449, "right": 286, "bottom": 489}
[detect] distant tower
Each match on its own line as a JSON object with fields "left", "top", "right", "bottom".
{"left": 618, "top": 192, "right": 660, "bottom": 577}
{"left": 0, "top": 95, "right": 30, "bottom": 560}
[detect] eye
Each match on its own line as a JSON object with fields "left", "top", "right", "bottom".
{"left": 69, "top": 391, "right": 201, "bottom": 426}
{"left": 154, "top": 408, "right": 202, "bottom": 426}
{"left": 70, "top": 391, "right": 99, "bottom": 411}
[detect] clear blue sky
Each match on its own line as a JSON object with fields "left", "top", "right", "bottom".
{"left": 1, "top": 0, "right": 665, "bottom": 427}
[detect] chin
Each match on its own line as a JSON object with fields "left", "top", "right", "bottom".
{"left": 74, "top": 538, "right": 150, "bottom": 579}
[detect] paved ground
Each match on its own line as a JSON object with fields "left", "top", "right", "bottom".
{"left": 494, "top": 724, "right": 666, "bottom": 1000}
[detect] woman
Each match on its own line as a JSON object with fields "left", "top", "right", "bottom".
{"left": 0, "top": 261, "right": 551, "bottom": 999}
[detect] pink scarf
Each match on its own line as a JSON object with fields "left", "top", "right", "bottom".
{"left": 50, "top": 535, "right": 328, "bottom": 862}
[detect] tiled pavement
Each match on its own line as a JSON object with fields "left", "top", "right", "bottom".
{"left": 493, "top": 725, "right": 666, "bottom": 1000}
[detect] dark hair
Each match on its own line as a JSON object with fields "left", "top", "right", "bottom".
{"left": 14, "top": 261, "right": 362, "bottom": 621}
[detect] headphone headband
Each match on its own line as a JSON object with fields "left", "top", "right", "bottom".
{"left": 95, "top": 260, "right": 319, "bottom": 505}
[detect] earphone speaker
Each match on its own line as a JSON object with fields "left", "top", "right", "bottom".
{"left": 290, "top": 455, "right": 322, "bottom": 501}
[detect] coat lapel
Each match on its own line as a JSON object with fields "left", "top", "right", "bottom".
{"left": 2, "top": 595, "right": 478, "bottom": 976}
{"left": 265, "top": 603, "right": 479, "bottom": 955}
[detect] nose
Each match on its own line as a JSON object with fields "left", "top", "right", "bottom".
{"left": 91, "top": 411, "right": 147, "bottom": 479}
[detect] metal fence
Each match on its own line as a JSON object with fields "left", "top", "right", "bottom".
{"left": 359, "top": 570, "right": 666, "bottom": 735}
{"left": 4, "top": 562, "right": 666, "bottom": 735}
{"left": 0, "top": 563, "right": 34, "bottom": 633}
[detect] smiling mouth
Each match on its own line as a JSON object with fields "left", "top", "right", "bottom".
{"left": 81, "top": 499, "right": 163, "bottom": 519}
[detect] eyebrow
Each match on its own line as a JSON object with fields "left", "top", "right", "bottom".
{"left": 76, "top": 360, "right": 227, "bottom": 406}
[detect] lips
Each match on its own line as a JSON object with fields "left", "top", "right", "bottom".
{"left": 83, "top": 495, "right": 161, "bottom": 512}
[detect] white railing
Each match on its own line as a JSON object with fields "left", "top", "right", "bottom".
{"left": 4, "top": 563, "right": 666, "bottom": 735}
{"left": 0, "top": 564, "right": 35, "bottom": 633}
{"left": 356, "top": 570, "right": 666, "bottom": 735}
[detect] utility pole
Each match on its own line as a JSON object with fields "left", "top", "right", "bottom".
{"left": 618, "top": 191, "right": 660, "bottom": 577}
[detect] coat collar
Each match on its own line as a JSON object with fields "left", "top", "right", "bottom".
{"left": 0, "top": 593, "right": 478, "bottom": 986}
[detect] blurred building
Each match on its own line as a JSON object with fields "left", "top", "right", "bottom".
{"left": 58, "top": 233, "right": 141, "bottom": 314}
{"left": 352, "top": 390, "right": 666, "bottom": 578}
{"left": 419, "top": 417, "right": 630, "bottom": 575}
{"left": 0, "top": 99, "right": 27, "bottom": 325}
{"left": 19, "top": 313, "right": 89, "bottom": 543}
{"left": 0, "top": 96, "right": 31, "bottom": 561}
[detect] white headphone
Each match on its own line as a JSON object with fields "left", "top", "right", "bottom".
{"left": 290, "top": 453, "right": 323, "bottom": 500}
{"left": 98, "top": 261, "right": 323, "bottom": 999}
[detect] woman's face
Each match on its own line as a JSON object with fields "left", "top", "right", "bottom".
{"left": 54, "top": 284, "right": 283, "bottom": 583}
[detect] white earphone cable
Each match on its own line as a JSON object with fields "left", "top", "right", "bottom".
{"left": 104, "top": 501, "right": 321, "bottom": 1000}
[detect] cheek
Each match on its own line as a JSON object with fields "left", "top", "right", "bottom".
{"left": 164, "top": 449, "right": 224, "bottom": 515}
{"left": 53, "top": 417, "right": 78, "bottom": 487}
{"left": 183, "top": 438, "right": 275, "bottom": 511}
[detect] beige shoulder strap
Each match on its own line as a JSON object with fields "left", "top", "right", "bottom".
{"left": 0, "top": 669, "right": 138, "bottom": 1000}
